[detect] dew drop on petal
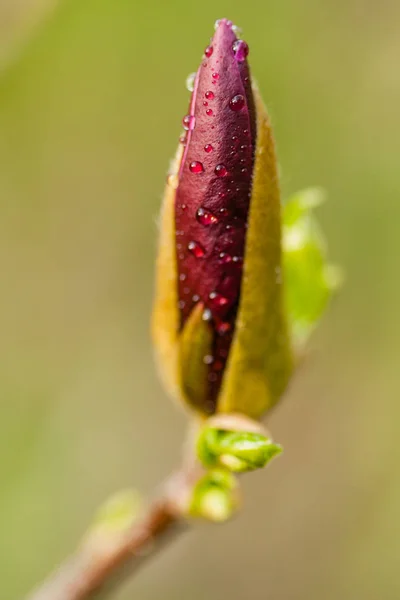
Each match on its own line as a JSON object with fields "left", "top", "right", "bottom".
{"left": 204, "top": 45, "right": 213, "bottom": 58}
{"left": 212, "top": 72, "right": 220, "bottom": 80}
{"left": 203, "top": 101, "right": 208, "bottom": 106}
{"left": 209, "top": 291, "right": 229, "bottom": 307}
{"left": 219, "top": 252, "right": 232, "bottom": 264}
{"left": 188, "top": 240, "right": 206, "bottom": 257}
{"left": 202, "top": 308, "right": 213, "bottom": 321}
{"left": 232, "top": 24, "right": 243, "bottom": 36}
{"left": 182, "top": 114, "right": 196, "bottom": 130}
{"left": 189, "top": 161, "right": 204, "bottom": 173}
{"left": 219, "top": 207, "right": 229, "bottom": 217}
{"left": 185, "top": 72, "right": 196, "bottom": 92}
{"left": 206, "top": 109, "right": 213, "bottom": 116}
{"left": 213, "top": 359, "right": 225, "bottom": 371}
{"left": 215, "top": 164, "right": 228, "bottom": 177}
{"left": 192, "top": 294, "right": 200, "bottom": 302}
{"left": 205, "top": 90, "right": 215, "bottom": 100}
{"left": 217, "top": 321, "right": 232, "bottom": 335}
{"left": 179, "top": 273, "right": 186, "bottom": 281}
{"left": 203, "top": 354, "right": 214, "bottom": 365}
{"left": 229, "top": 94, "right": 245, "bottom": 111}
{"left": 196, "top": 207, "right": 219, "bottom": 226}
{"left": 232, "top": 256, "right": 243, "bottom": 267}
{"left": 232, "top": 40, "right": 249, "bottom": 62}
{"left": 178, "top": 300, "right": 185, "bottom": 309}
{"left": 204, "top": 144, "right": 213, "bottom": 153}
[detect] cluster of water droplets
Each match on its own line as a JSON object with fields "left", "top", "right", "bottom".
{"left": 171, "top": 19, "right": 255, "bottom": 395}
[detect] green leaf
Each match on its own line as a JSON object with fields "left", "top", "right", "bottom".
{"left": 197, "top": 425, "right": 282, "bottom": 472}
{"left": 283, "top": 188, "right": 342, "bottom": 347}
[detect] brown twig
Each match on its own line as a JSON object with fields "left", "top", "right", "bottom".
{"left": 26, "top": 470, "right": 195, "bottom": 600}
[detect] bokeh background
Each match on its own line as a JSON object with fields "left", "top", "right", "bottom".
{"left": 1, "top": 0, "right": 399, "bottom": 598}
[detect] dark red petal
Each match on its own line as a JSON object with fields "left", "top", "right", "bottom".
{"left": 175, "top": 19, "right": 256, "bottom": 411}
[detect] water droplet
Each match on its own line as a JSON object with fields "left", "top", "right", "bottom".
{"left": 214, "top": 19, "right": 222, "bottom": 30}
{"left": 232, "top": 256, "right": 243, "bottom": 267}
{"left": 241, "top": 168, "right": 248, "bottom": 174}
{"left": 167, "top": 174, "right": 179, "bottom": 189}
{"left": 182, "top": 114, "right": 196, "bottom": 130}
{"left": 232, "top": 40, "right": 249, "bottom": 62}
{"left": 240, "top": 144, "right": 247, "bottom": 150}
{"left": 212, "top": 72, "right": 220, "bottom": 80}
{"left": 204, "top": 144, "right": 213, "bottom": 153}
{"left": 185, "top": 72, "right": 196, "bottom": 92}
{"left": 209, "top": 291, "right": 229, "bottom": 307}
{"left": 215, "top": 164, "right": 228, "bottom": 177}
{"left": 188, "top": 240, "right": 206, "bottom": 257}
{"left": 179, "top": 273, "right": 186, "bottom": 281}
{"left": 213, "top": 360, "right": 225, "bottom": 371}
{"left": 219, "top": 207, "right": 229, "bottom": 217}
{"left": 181, "top": 203, "right": 187, "bottom": 210}
{"left": 243, "top": 129, "right": 249, "bottom": 135}
{"left": 217, "top": 321, "right": 232, "bottom": 335}
{"left": 203, "top": 101, "right": 208, "bottom": 106}
{"left": 232, "top": 24, "right": 243, "bottom": 36}
{"left": 205, "top": 91, "right": 215, "bottom": 100}
{"left": 192, "top": 294, "right": 200, "bottom": 302}
{"left": 189, "top": 161, "right": 204, "bottom": 173}
{"left": 206, "top": 108, "right": 213, "bottom": 116}
{"left": 202, "top": 308, "right": 212, "bottom": 321}
{"left": 219, "top": 252, "right": 232, "bottom": 263}
{"left": 178, "top": 300, "right": 185, "bottom": 309}
{"left": 204, "top": 45, "right": 213, "bottom": 58}
{"left": 229, "top": 94, "right": 245, "bottom": 111}
{"left": 179, "top": 134, "right": 187, "bottom": 145}
{"left": 196, "top": 207, "right": 219, "bottom": 226}
{"left": 203, "top": 354, "right": 214, "bottom": 365}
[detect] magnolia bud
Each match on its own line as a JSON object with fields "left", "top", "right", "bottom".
{"left": 152, "top": 18, "right": 293, "bottom": 418}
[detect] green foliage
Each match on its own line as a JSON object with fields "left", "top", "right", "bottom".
{"left": 282, "top": 188, "right": 342, "bottom": 348}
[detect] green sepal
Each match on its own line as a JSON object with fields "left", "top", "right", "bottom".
{"left": 178, "top": 302, "right": 214, "bottom": 414}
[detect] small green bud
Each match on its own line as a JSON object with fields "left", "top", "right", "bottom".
{"left": 89, "top": 489, "right": 141, "bottom": 535}
{"left": 189, "top": 469, "right": 239, "bottom": 522}
{"left": 82, "top": 489, "right": 141, "bottom": 556}
{"left": 196, "top": 413, "right": 282, "bottom": 473}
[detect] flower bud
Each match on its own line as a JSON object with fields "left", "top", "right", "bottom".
{"left": 152, "top": 18, "right": 294, "bottom": 418}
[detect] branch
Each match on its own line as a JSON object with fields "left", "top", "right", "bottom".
{"left": 26, "top": 470, "right": 195, "bottom": 600}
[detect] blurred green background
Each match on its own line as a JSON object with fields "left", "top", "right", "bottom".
{"left": 1, "top": 0, "right": 399, "bottom": 598}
